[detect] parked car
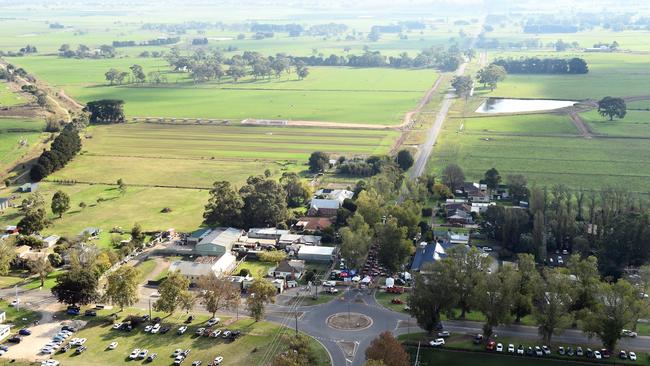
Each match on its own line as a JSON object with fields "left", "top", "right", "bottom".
{"left": 62, "top": 325, "right": 77, "bottom": 332}
{"left": 516, "top": 344, "right": 524, "bottom": 355}
{"left": 76, "top": 345, "right": 87, "bottom": 354}
{"left": 496, "top": 343, "right": 503, "bottom": 352}
{"left": 150, "top": 324, "right": 161, "bottom": 334}
{"left": 567, "top": 347, "right": 574, "bottom": 356}
{"left": 192, "top": 362, "right": 202, "bottom": 366}
{"left": 576, "top": 347, "right": 584, "bottom": 356}
{"left": 213, "top": 356, "right": 224, "bottom": 365}
{"left": 620, "top": 350, "right": 628, "bottom": 359}
{"left": 185, "top": 315, "right": 194, "bottom": 324}
{"left": 144, "top": 325, "right": 153, "bottom": 332}
{"left": 183, "top": 349, "right": 191, "bottom": 357}
{"left": 18, "top": 329, "right": 31, "bottom": 336}
{"left": 9, "top": 299, "right": 19, "bottom": 307}
{"left": 600, "top": 349, "right": 611, "bottom": 359}
{"left": 473, "top": 334, "right": 483, "bottom": 345}
{"left": 174, "top": 355, "right": 185, "bottom": 365}
{"left": 108, "top": 341, "right": 118, "bottom": 350}
{"left": 196, "top": 328, "right": 206, "bottom": 336}
{"left": 535, "top": 346, "right": 543, "bottom": 357}
{"left": 326, "top": 287, "right": 339, "bottom": 294}
{"left": 526, "top": 346, "right": 534, "bottom": 356}
{"left": 206, "top": 318, "right": 219, "bottom": 327}
{"left": 210, "top": 330, "right": 221, "bottom": 338}
{"left": 151, "top": 317, "right": 161, "bottom": 324}
{"left": 586, "top": 348, "right": 594, "bottom": 358}
{"left": 542, "top": 345, "right": 551, "bottom": 355}
{"left": 129, "top": 348, "right": 141, "bottom": 359}
{"left": 622, "top": 329, "right": 638, "bottom": 337}
{"left": 437, "top": 331, "right": 450, "bottom": 338}
{"left": 222, "top": 330, "right": 231, "bottom": 339}
{"left": 138, "top": 349, "right": 149, "bottom": 359}
{"left": 558, "top": 346, "right": 565, "bottom": 355}
{"left": 486, "top": 341, "right": 496, "bottom": 351}
{"left": 84, "top": 310, "right": 97, "bottom": 316}
{"left": 507, "top": 344, "right": 515, "bottom": 353}
{"left": 173, "top": 349, "right": 184, "bottom": 357}
{"left": 160, "top": 325, "right": 171, "bottom": 334}
{"left": 8, "top": 336, "right": 22, "bottom": 343}
{"left": 147, "top": 353, "right": 158, "bottom": 362}
{"left": 66, "top": 308, "right": 80, "bottom": 315}
{"left": 629, "top": 351, "right": 637, "bottom": 361}
{"left": 594, "top": 350, "right": 602, "bottom": 360}
{"left": 429, "top": 338, "right": 445, "bottom": 347}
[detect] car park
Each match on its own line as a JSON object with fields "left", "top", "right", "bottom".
{"left": 108, "top": 341, "right": 118, "bottom": 350}
{"left": 429, "top": 338, "right": 445, "bottom": 347}
{"left": 147, "top": 353, "right": 158, "bottom": 362}
{"left": 178, "top": 325, "right": 188, "bottom": 334}
{"left": 496, "top": 343, "right": 503, "bottom": 352}
{"left": 630, "top": 351, "right": 637, "bottom": 361}
{"left": 213, "top": 356, "right": 224, "bottom": 365}
{"left": 507, "top": 344, "right": 515, "bottom": 353}
{"left": 130, "top": 348, "right": 141, "bottom": 359}
{"left": 206, "top": 318, "right": 219, "bottom": 326}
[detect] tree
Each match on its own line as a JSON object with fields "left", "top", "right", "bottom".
{"left": 153, "top": 270, "right": 191, "bottom": 315}
{"left": 227, "top": 64, "right": 247, "bottom": 82}
{"left": 246, "top": 278, "right": 277, "bottom": 321}
{"left": 296, "top": 65, "right": 309, "bottom": 79}
{"left": 340, "top": 213, "right": 372, "bottom": 270}
{"left": 197, "top": 273, "right": 241, "bottom": 318}
{"left": 36, "top": 92, "right": 48, "bottom": 108}
{"left": 441, "top": 246, "right": 492, "bottom": 319}
{"left": 474, "top": 266, "right": 518, "bottom": 340}
{"left": 375, "top": 218, "right": 412, "bottom": 273}
{"left": 451, "top": 75, "right": 473, "bottom": 99}
{"left": 308, "top": 151, "right": 329, "bottom": 173}
{"left": 597, "top": 96, "right": 626, "bottom": 121}
{"left": 280, "top": 172, "right": 311, "bottom": 208}
{"left": 0, "top": 239, "right": 16, "bottom": 276}
{"left": 395, "top": 150, "right": 414, "bottom": 171}
{"left": 272, "top": 334, "right": 318, "bottom": 366}
{"left": 259, "top": 250, "right": 287, "bottom": 265}
{"left": 408, "top": 262, "right": 458, "bottom": 334}
{"left": 365, "top": 331, "right": 409, "bottom": 366}
{"left": 476, "top": 64, "right": 507, "bottom": 90}
{"left": 130, "top": 223, "right": 146, "bottom": 248}
{"left": 533, "top": 269, "right": 572, "bottom": 344}
{"left": 105, "top": 68, "right": 120, "bottom": 85}
{"left": 512, "top": 254, "right": 542, "bottom": 322}
{"left": 239, "top": 177, "right": 288, "bottom": 229}
{"left": 507, "top": 174, "right": 528, "bottom": 202}
{"left": 203, "top": 181, "right": 243, "bottom": 227}
{"left": 582, "top": 280, "right": 637, "bottom": 350}
{"left": 27, "top": 257, "right": 53, "bottom": 288}
{"left": 51, "top": 268, "right": 98, "bottom": 306}
{"left": 17, "top": 207, "right": 48, "bottom": 235}
{"left": 51, "top": 190, "right": 70, "bottom": 218}
{"left": 483, "top": 168, "right": 501, "bottom": 191}
{"left": 441, "top": 164, "right": 465, "bottom": 192}
{"left": 129, "top": 64, "right": 146, "bottom": 83}
{"left": 117, "top": 178, "right": 127, "bottom": 195}
{"left": 104, "top": 265, "right": 140, "bottom": 311}
{"left": 83, "top": 99, "right": 125, "bottom": 123}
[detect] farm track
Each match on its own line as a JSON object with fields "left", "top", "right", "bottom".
{"left": 568, "top": 109, "right": 594, "bottom": 138}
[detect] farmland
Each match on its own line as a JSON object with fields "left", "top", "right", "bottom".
{"left": 0, "top": 122, "right": 398, "bottom": 238}
{"left": 0, "top": 118, "right": 46, "bottom": 171}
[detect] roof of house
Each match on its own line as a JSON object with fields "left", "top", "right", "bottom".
{"left": 274, "top": 259, "right": 306, "bottom": 273}
{"left": 295, "top": 217, "right": 333, "bottom": 231}
{"left": 448, "top": 209, "right": 472, "bottom": 220}
{"left": 169, "top": 253, "right": 236, "bottom": 277}
{"left": 43, "top": 235, "right": 60, "bottom": 245}
{"left": 248, "top": 228, "right": 290, "bottom": 238}
{"left": 411, "top": 241, "right": 450, "bottom": 271}
{"left": 310, "top": 199, "right": 340, "bottom": 210}
{"left": 298, "top": 245, "right": 335, "bottom": 256}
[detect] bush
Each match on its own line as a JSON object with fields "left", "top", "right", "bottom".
{"left": 421, "top": 208, "right": 433, "bottom": 217}
{"left": 239, "top": 268, "right": 250, "bottom": 277}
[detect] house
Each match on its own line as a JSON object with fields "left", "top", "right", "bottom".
{"left": 194, "top": 227, "right": 243, "bottom": 257}
{"left": 5, "top": 225, "right": 19, "bottom": 234}
{"left": 80, "top": 227, "right": 101, "bottom": 237}
{"left": 297, "top": 245, "right": 336, "bottom": 262}
{"left": 14, "top": 245, "right": 31, "bottom": 258}
{"left": 411, "top": 241, "right": 450, "bottom": 271}
{"left": 271, "top": 278, "right": 285, "bottom": 293}
{"left": 269, "top": 259, "right": 306, "bottom": 280}
{"left": 461, "top": 182, "right": 490, "bottom": 203}
{"left": 314, "top": 189, "right": 354, "bottom": 205}
{"left": 19, "top": 183, "right": 37, "bottom": 193}
{"left": 584, "top": 45, "right": 611, "bottom": 52}
{"left": 308, "top": 199, "right": 340, "bottom": 217}
{"left": 278, "top": 234, "right": 321, "bottom": 248}
{"left": 0, "top": 324, "right": 10, "bottom": 342}
{"left": 447, "top": 209, "right": 473, "bottom": 225}
{"left": 42, "top": 235, "right": 60, "bottom": 248}
{"left": 492, "top": 184, "right": 509, "bottom": 200}
{"left": 471, "top": 202, "right": 495, "bottom": 214}
{"left": 0, "top": 198, "right": 10, "bottom": 211}
{"left": 21, "top": 251, "right": 47, "bottom": 262}
{"left": 248, "top": 228, "right": 289, "bottom": 240}
{"left": 227, "top": 275, "right": 253, "bottom": 291}
{"left": 169, "top": 253, "right": 237, "bottom": 283}
{"left": 294, "top": 217, "right": 333, "bottom": 232}
{"left": 448, "top": 232, "right": 470, "bottom": 246}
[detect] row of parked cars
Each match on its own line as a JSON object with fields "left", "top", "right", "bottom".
{"left": 484, "top": 339, "right": 637, "bottom": 361}
{"left": 127, "top": 348, "right": 223, "bottom": 365}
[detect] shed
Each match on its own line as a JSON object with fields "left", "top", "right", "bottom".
{"left": 43, "top": 235, "right": 60, "bottom": 248}
{"left": 0, "top": 311, "right": 5, "bottom": 323}
{"left": 195, "top": 227, "right": 242, "bottom": 256}
{"left": 19, "top": 183, "right": 37, "bottom": 193}
{"left": 0, "top": 198, "right": 10, "bottom": 211}
{"left": 0, "top": 325, "right": 10, "bottom": 342}
{"left": 297, "top": 245, "right": 335, "bottom": 262}
{"left": 169, "top": 253, "right": 236, "bottom": 283}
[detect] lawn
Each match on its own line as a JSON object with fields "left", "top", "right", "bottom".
{"left": 22, "top": 269, "right": 65, "bottom": 290}
{"left": 135, "top": 259, "right": 158, "bottom": 284}
{"left": 375, "top": 291, "right": 409, "bottom": 313}
{"left": 0, "top": 300, "right": 41, "bottom": 328}
{"left": 45, "top": 309, "right": 329, "bottom": 366}
{"left": 406, "top": 347, "right": 597, "bottom": 366}
{"left": 234, "top": 260, "right": 276, "bottom": 277}
{"left": 9, "top": 55, "right": 437, "bottom": 125}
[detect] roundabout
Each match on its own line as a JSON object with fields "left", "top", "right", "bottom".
{"left": 326, "top": 312, "right": 373, "bottom": 331}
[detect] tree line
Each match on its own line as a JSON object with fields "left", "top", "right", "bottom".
{"left": 111, "top": 37, "right": 180, "bottom": 48}
{"left": 491, "top": 57, "right": 589, "bottom": 74}
{"left": 58, "top": 44, "right": 116, "bottom": 59}
{"left": 30, "top": 123, "right": 82, "bottom": 182}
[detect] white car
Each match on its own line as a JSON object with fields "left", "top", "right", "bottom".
{"left": 0, "top": 349, "right": 6, "bottom": 356}
{"left": 76, "top": 338, "right": 87, "bottom": 346}
{"left": 69, "top": 337, "right": 80, "bottom": 345}
{"left": 496, "top": 343, "right": 503, "bottom": 352}
{"left": 41, "top": 360, "right": 60, "bottom": 366}
{"left": 178, "top": 326, "right": 188, "bottom": 334}
{"left": 482, "top": 246, "right": 493, "bottom": 252}
{"left": 516, "top": 345, "right": 525, "bottom": 355}
{"left": 144, "top": 325, "right": 153, "bottom": 332}
{"left": 138, "top": 349, "right": 149, "bottom": 359}
{"left": 129, "top": 348, "right": 141, "bottom": 360}
{"left": 630, "top": 351, "right": 637, "bottom": 361}
{"left": 507, "top": 344, "right": 515, "bottom": 353}
{"left": 108, "top": 341, "right": 118, "bottom": 350}
{"left": 41, "top": 347, "right": 54, "bottom": 355}
{"left": 9, "top": 299, "right": 20, "bottom": 307}
{"left": 213, "top": 356, "right": 224, "bottom": 365}
{"left": 206, "top": 318, "right": 220, "bottom": 327}
{"left": 622, "top": 329, "right": 638, "bottom": 337}
{"left": 112, "top": 322, "right": 123, "bottom": 329}
{"left": 323, "top": 281, "right": 337, "bottom": 287}
{"left": 210, "top": 330, "right": 221, "bottom": 338}
{"left": 173, "top": 349, "right": 183, "bottom": 357}
{"left": 429, "top": 338, "right": 445, "bottom": 347}
{"left": 594, "top": 350, "right": 602, "bottom": 359}
{"left": 351, "top": 276, "right": 361, "bottom": 282}
{"left": 151, "top": 324, "right": 161, "bottom": 334}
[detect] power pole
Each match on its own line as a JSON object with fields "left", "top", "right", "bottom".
{"left": 294, "top": 311, "right": 298, "bottom": 336}
{"left": 414, "top": 341, "right": 421, "bottom": 366}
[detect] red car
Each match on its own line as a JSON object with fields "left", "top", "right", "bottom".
{"left": 486, "top": 341, "right": 496, "bottom": 351}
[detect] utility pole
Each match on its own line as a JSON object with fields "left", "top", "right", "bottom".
{"left": 148, "top": 297, "right": 151, "bottom": 319}
{"left": 414, "top": 341, "right": 421, "bottom": 366}
{"left": 294, "top": 311, "right": 298, "bottom": 336}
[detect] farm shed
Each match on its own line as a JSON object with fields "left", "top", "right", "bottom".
{"left": 297, "top": 245, "right": 336, "bottom": 262}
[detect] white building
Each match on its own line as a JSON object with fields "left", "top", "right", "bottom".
{"left": 297, "top": 245, "right": 336, "bottom": 262}
{"left": 169, "top": 253, "right": 237, "bottom": 283}
{"left": 43, "top": 235, "right": 60, "bottom": 248}
{"left": 194, "top": 228, "right": 243, "bottom": 256}
{"left": 0, "top": 325, "right": 10, "bottom": 342}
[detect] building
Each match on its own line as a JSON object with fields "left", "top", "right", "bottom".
{"left": 297, "top": 245, "right": 336, "bottom": 262}
{"left": 471, "top": 202, "right": 495, "bottom": 214}
{"left": 42, "top": 235, "right": 60, "bottom": 248}
{"left": 169, "top": 254, "right": 237, "bottom": 283}
{"left": 278, "top": 234, "right": 321, "bottom": 248}
{"left": 308, "top": 199, "right": 340, "bottom": 217}
{"left": 411, "top": 241, "right": 450, "bottom": 271}
{"left": 80, "top": 227, "right": 101, "bottom": 237}
{"left": 447, "top": 209, "right": 473, "bottom": 225}
{"left": 0, "top": 198, "right": 10, "bottom": 211}
{"left": 187, "top": 228, "right": 213, "bottom": 246}
{"left": 247, "top": 228, "right": 289, "bottom": 240}
{"left": 194, "top": 227, "right": 243, "bottom": 257}
{"left": 314, "top": 189, "right": 354, "bottom": 205}
{"left": 14, "top": 245, "right": 31, "bottom": 258}
{"left": 0, "top": 324, "right": 10, "bottom": 342}
{"left": 448, "top": 233, "right": 470, "bottom": 246}
{"left": 0, "top": 311, "right": 6, "bottom": 323}
{"left": 269, "top": 259, "right": 305, "bottom": 280}
{"left": 461, "top": 182, "right": 490, "bottom": 203}
{"left": 19, "top": 183, "right": 37, "bottom": 193}
{"left": 294, "top": 217, "right": 333, "bottom": 232}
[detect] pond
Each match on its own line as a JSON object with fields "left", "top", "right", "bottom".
{"left": 476, "top": 98, "right": 578, "bottom": 114}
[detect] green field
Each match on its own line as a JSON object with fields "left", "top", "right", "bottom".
{"left": 581, "top": 109, "right": 650, "bottom": 138}
{"left": 0, "top": 118, "right": 45, "bottom": 170}
{"left": 462, "top": 113, "right": 579, "bottom": 135}
{"left": 0, "top": 82, "right": 25, "bottom": 106}
{"left": 9, "top": 55, "right": 437, "bottom": 125}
